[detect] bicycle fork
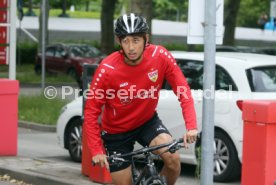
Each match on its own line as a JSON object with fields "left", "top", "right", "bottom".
{"left": 132, "top": 153, "right": 159, "bottom": 185}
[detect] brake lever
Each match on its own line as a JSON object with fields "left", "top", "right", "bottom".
{"left": 168, "top": 144, "right": 184, "bottom": 153}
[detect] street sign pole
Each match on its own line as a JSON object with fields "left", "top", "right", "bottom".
{"left": 41, "top": 0, "right": 46, "bottom": 90}
{"left": 200, "top": 0, "right": 216, "bottom": 184}
{"left": 271, "top": 0, "right": 276, "bottom": 18}
{"left": 9, "top": 0, "right": 16, "bottom": 80}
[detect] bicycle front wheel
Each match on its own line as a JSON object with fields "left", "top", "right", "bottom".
{"left": 144, "top": 176, "right": 167, "bottom": 185}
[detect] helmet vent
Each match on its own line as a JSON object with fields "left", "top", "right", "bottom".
{"left": 130, "top": 13, "right": 135, "bottom": 32}
{"left": 122, "top": 14, "right": 130, "bottom": 33}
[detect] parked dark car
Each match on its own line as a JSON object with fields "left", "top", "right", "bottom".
{"left": 216, "top": 45, "right": 239, "bottom": 52}
{"left": 35, "top": 43, "right": 105, "bottom": 87}
{"left": 255, "top": 47, "right": 276, "bottom": 56}
{"left": 216, "top": 45, "right": 270, "bottom": 55}
{"left": 216, "top": 45, "right": 261, "bottom": 53}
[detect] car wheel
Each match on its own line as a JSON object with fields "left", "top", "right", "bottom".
{"left": 213, "top": 130, "right": 241, "bottom": 182}
{"left": 67, "top": 118, "right": 82, "bottom": 162}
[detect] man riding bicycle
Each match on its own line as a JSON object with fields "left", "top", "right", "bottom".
{"left": 84, "top": 13, "right": 198, "bottom": 185}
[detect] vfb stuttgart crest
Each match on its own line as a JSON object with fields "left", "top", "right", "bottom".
{"left": 148, "top": 70, "right": 158, "bottom": 82}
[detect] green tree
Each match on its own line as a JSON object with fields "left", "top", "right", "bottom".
{"left": 223, "top": 0, "right": 241, "bottom": 46}
{"left": 84, "top": 0, "right": 90, "bottom": 12}
{"left": 130, "top": 0, "right": 153, "bottom": 37}
{"left": 71, "top": 0, "right": 94, "bottom": 11}
{"left": 153, "top": 0, "right": 188, "bottom": 21}
{"left": 237, "top": 0, "right": 269, "bottom": 27}
{"left": 59, "top": 0, "right": 69, "bottom": 17}
{"left": 223, "top": 0, "right": 270, "bottom": 45}
{"left": 101, "top": 0, "right": 117, "bottom": 54}
{"left": 25, "top": 0, "right": 36, "bottom": 16}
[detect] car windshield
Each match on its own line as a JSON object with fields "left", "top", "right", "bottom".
{"left": 247, "top": 66, "right": 276, "bottom": 92}
{"left": 69, "top": 45, "right": 102, "bottom": 58}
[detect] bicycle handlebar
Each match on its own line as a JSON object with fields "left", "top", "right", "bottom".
{"left": 107, "top": 138, "right": 184, "bottom": 163}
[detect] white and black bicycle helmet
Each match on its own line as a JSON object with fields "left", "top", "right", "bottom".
{"left": 114, "top": 13, "right": 149, "bottom": 38}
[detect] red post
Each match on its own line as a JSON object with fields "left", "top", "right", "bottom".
{"left": 242, "top": 100, "right": 276, "bottom": 185}
{"left": 0, "top": 79, "right": 19, "bottom": 155}
{"left": 0, "top": 0, "right": 8, "bottom": 8}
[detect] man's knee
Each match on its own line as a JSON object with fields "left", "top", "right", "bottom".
{"left": 111, "top": 166, "right": 132, "bottom": 185}
{"left": 163, "top": 152, "right": 181, "bottom": 171}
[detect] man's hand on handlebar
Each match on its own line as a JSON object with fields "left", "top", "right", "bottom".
{"left": 183, "top": 129, "right": 198, "bottom": 148}
{"left": 92, "top": 154, "right": 109, "bottom": 170}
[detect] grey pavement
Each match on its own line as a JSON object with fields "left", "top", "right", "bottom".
{"left": 0, "top": 126, "right": 241, "bottom": 185}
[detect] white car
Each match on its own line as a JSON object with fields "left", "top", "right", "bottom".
{"left": 57, "top": 52, "right": 276, "bottom": 182}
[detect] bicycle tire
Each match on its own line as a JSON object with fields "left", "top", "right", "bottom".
{"left": 144, "top": 176, "right": 167, "bottom": 185}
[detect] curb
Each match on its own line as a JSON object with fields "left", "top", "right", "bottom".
{"left": 0, "top": 168, "right": 70, "bottom": 185}
{"left": 18, "top": 120, "right": 56, "bottom": 132}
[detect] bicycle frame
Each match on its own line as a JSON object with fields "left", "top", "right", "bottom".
{"left": 132, "top": 152, "right": 161, "bottom": 185}
{"left": 107, "top": 138, "right": 183, "bottom": 185}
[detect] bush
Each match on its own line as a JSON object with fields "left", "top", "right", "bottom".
{"left": 16, "top": 42, "right": 38, "bottom": 65}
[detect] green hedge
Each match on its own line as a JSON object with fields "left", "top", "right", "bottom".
{"left": 16, "top": 42, "right": 38, "bottom": 65}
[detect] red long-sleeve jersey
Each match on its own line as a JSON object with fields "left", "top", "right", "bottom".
{"left": 84, "top": 44, "right": 197, "bottom": 156}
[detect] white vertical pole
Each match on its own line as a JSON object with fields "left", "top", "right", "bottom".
{"left": 9, "top": 0, "right": 16, "bottom": 80}
{"left": 270, "top": 0, "right": 276, "bottom": 19}
{"left": 200, "top": 0, "right": 216, "bottom": 184}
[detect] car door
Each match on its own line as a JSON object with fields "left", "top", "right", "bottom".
{"left": 53, "top": 46, "right": 69, "bottom": 73}
{"left": 214, "top": 64, "right": 243, "bottom": 143}
{"left": 45, "top": 46, "right": 56, "bottom": 72}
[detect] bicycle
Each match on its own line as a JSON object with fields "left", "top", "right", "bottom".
{"left": 107, "top": 138, "right": 184, "bottom": 185}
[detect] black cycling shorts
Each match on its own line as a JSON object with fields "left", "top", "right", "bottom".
{"left": 101, "top": 112, "right": 171, "bottom": 173}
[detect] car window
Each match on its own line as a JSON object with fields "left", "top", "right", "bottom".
{"left": 87, "top": 46, "right": 102, "bottom": 57}
{"left": 55, "top": 47, "right": 67, "bottom": 58}
{"left": 70, "top": 46, "right": 83, "bottom": 57}
{"left": 70, "top": 46, "right": 101, "bottom": 58}
{"left": 46, "top": 47, "right": 55, "bottom": 56}
{"left": 216, "top": 65, "right": 238, "bottom": 91}
{"left": 162, "top": 59, "right": 203, "bottom": 90}
{"left": 164, "top": 59, "right": 237, "bottom": 91}
{"left": 178, "top": 60, "right": 203, "bottom": 90}
{"left": 246, "top": 66, "right": 276, "bottom": 92}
